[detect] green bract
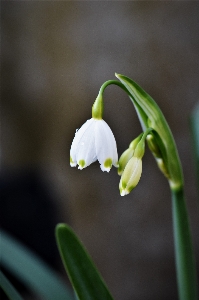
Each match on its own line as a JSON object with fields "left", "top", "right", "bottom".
{"left": 115, "top": 73, "right": 183, "bottom": 191}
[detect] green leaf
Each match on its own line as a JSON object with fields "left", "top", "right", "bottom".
{"left": 0, "top": 271, "right": 23, "bottom": 300}
{"left": 190, "top": 102, "right": 199, "bottom": 197}
{"left": 55, "top": 223, "right": 114, "bottom": 300}
{"left": 1, "top": 230, "right": 74, "bottom": 300}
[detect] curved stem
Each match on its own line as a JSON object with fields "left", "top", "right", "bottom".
{"left": 171, "top": 188, "right": 198, "bottom": 300}
{"left": 97, "top": 80, "right": 130, "bottom": 96}
{"left": 92, "top": 80, "right": 131, "bottom": 119}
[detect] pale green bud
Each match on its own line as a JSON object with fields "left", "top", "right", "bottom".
{"left": 129, "top": 133, "right": 143, "bottom": 150}
{"left": 146, "top": 133, "right": 170, "bottom": 179}
{"left": 118, "top": 134, "right": 143, "bottom": 175}
{"left": 119, "top": 157, "right": 142, "bottom": 196}
{"left": 134, "top": 138, "right": 145, "bottom": 159}
{"left": 118, "top": 148, "right": 134, "bottom": 176}
{"left": 156, "top": 158, "right": 170, "bottom": 179}
{"left": 146, "top": 134, "right": 162, "bottom": 158}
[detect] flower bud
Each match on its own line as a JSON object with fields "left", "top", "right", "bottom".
{"left": 146, "top": 134, "right": 161, "bottom": 158}
{"left": 119, "top": 157, "right": 142, "bottom": 196}
{"left": 118, "top": 134, "right": 143, "bottom": 175}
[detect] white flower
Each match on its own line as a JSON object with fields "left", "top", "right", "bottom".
{"left": 70, "top": 118, "right": 118, "bottom": 172}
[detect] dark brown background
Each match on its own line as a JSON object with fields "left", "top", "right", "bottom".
{"left": 1, "top": 2, "right": 199, "bottom": 300}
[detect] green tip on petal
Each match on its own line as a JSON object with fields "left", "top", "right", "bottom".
{"left": 104, "top": 158, "right": 112, "bottom": 168}
{"left": 70, "top": 156, "right": 76, "bottom": 167}
{"left": 100, "top": 158, "right": 113, "bottom": 172}
{"left": 78, "top": 160, "right": 86, "bottom": 170}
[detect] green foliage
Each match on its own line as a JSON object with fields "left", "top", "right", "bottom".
{"left": 190, "top": 102, "right": 199, "bottom": 196}
{"left": 1, "top": 230, "right": 74, "bottom": 300}
{"left": 0, "top": 271, "right": 23, "bottom": 300}
{"left": 55, "top": 224, "right": 114, "bottom": 300}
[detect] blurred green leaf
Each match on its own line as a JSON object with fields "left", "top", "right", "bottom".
{"left": 0, "top": 271, "right": 23, "bottom": 300}
{"left": 1, "top": 230, "right": 74, "bottom": 300}
{"left": 55, "top": 223, "right": 114, "bottom": 300}
{"left": 190, "top": 102, "right": 199, "bottom": 195}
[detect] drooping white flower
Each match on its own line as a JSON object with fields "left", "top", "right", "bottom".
{"left": 70, "top": 118, "right": 118, "bottom": 172}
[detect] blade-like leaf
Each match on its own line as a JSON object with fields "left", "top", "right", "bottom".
{"left": 55, "top": 223, "right": 114, "bottom": 300}
{"left": 0, "top": 271, "right": 23, "bottom": 300}
{"left": 1, "top": 230, "right": 74, "bottom": 300}
{"left": 190, "top": 102, "right": 199, "bottom": 197}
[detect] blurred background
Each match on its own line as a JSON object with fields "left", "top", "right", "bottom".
{"left": 1, "top": 2, "right": 199, "bottom": 300}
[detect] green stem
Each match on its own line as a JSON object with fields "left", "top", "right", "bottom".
{"left": 171, "top": 188, "right": 198, "bottom": 300}
{"left": 98, "top": 80, "right": 128, "bottom": 95}
{"left": 92, "top": 80, "right": 129, "bottom": 119}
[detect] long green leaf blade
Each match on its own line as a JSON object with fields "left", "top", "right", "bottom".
{"left": 1, "top": 230, "right": 74, "bottom": 300}
{"left": 0, "top": 271, "right": 23, "bottom": 300}
{"left": 55, "top": 223, "right": 114, "bottom": 300}
{"left": 190, "top": 102, "right": 199, "bottom": 197}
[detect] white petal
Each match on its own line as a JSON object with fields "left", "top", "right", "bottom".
{"left": 76, "top": 122, "right": 97, "bottom": 168}
{"left": 70, "top": 118, "right": 95, "bottom": 166}
{"left": 70, "top": 161, "right": 77, "bottom": 167}
{"left": 95, "top": 120, "right": 118, "bottom": 172}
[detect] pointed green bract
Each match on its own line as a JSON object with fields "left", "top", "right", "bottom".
{"left": 55, "top": 224, "right": 114, "bottom": 300}
{"left": 115, "top": 73, "right": 183, "bottom": 191}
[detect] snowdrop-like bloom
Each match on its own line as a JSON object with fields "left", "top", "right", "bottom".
{"left": 70, "top": 118, "right": 118, "bottom": 172}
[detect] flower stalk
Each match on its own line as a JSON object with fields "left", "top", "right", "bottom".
{"left": 70, "top": 73, "right": 197, "bottom": 300}
{"left": 172, "top": 189, "right": 198, "bottom": 300}
{"left": 114, "top": 74, "right": 197, "bottom": 300}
